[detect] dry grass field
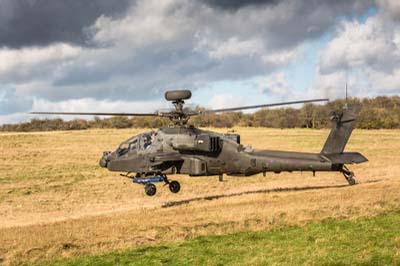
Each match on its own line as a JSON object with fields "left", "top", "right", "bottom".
{"left": 0, "top": 128, "right": 399, "bottom": 265}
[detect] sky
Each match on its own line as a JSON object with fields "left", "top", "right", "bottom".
{"left": 0, "top": 0, "right": 400, "bottom": 124}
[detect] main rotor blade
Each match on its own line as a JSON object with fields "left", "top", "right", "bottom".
{"left": 199, "top": 98, "right": 329, "bottom": 114}
{"left": 30, "top": 111, "right": 160, "bottom": 117}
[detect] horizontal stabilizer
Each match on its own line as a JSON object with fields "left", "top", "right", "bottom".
{"left": 323, "top": 152, "right": 368, "bottom": 164}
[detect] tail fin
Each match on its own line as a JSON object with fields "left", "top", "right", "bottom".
{"left": 321, "top": 105, "right": 357, "bottom": 155}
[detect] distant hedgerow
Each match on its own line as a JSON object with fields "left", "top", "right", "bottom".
{"left": 1, "top": 96, "right": 399, "bottom": 131}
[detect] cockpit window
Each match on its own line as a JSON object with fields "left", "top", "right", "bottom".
{"left": 117, "top": 143, "right": 129, "bottom": 156}
{"left": 139, "top": 131, "right": 156, "bottom": 150}
{"left": 143, "top": 134, "right": 152, "bottom": 149}
{"left": 120, "top": 143, "right": 129, "bottom": 149}
{"left": 130, "top": 139, "right": 137, "bottom": 150}
{"left": 117, "top": 137, "right": 138, "bottom": 156}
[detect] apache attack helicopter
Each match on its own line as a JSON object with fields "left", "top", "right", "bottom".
{"left": 31, "top": 90, "right": 368, "bottom": 196}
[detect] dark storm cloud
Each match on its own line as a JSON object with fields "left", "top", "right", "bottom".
{"left": 0, "top": 0, "right": 378, "bottom": 105}
{"left": 196, "top": 0, "right": 376, "bottom": 53}
{"left": 47, "top": 47, "right": 265, "bottom": 101}
{"left": 9, "top": 0, "right": 374, "bottom": 102}
{"left": 0, "top": 0, "right": 133, "bottom": 48}
{"left": 1, "top": 0, "right": 393, "bottom": 124}
{"left": 200, "top": 0, "right": 279, "bottom": 10}
{"left": 257, "top": 0, "right": 376, "bottom": 50}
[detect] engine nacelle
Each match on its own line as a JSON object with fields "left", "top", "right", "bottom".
{"left": 223, "top": 133, "right": 240, "bottom": 144}
{"left": 171, "top": 134, "right": 222, "bottom": 152}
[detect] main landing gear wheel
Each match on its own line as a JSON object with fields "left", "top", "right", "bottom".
{"left": 168, "top": 180, "right": 181, "bottom": 193}
{"left": 144, "top": 183, "right": 157, "bottom": 196}
{"left": 132, "top": 175, "right": 180, "bottom": 196}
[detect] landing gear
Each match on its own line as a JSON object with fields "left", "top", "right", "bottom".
{"left": 132, "top": 174, "right": 181, "bottom": 196}
{"left": 169, "top": 180, "right": 180, "bottom": 193}
{"left": 341, "top": 166, "right": 356, "bottom": 185}
{"left": 144, "top": 183, "right": 157, "bottom": 196}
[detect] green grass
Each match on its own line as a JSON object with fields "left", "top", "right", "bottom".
{"left": 37, "top": 211, "right": 400, "bottom": 266}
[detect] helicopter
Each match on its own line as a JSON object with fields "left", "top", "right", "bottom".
{"left": 31, "top": 90, "right": 368, "bottom": 196}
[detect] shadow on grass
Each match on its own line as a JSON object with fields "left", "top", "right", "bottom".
{"left": 162, "top": 180, "right": 381, "bottom": 208}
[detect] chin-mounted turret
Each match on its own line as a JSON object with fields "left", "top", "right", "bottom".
{"left": 99, "top": 151, "right": 112, "bottom": 168}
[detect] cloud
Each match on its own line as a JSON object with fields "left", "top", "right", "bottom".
{"left": 256, "top": 72, "right": 321, "bottom": 101}
{"left": 377, "top": 0, "right": 400, "bottom": 20}
{"left": 366, "top": 68, "right": 400, "bottom": 94}
{"left": 320, "top": 16, "right": 400, "bottom": 74}
{"left": 31, "top": 97, "right": 169, "bottom": 114}
{"left": 25, "top": 0, "right": 370, "bottom": 101}
{"left": 0, "top": 0, "right": 133, "bottom": 48}
{"left": 0, "top": 87, "right": 33, "bottom": 115}
{"left": 0, "top": 112, "right": 34, "bottom": 125}
{"left": 200, "top": 0, "right": 279, "bottom": 10}
{"left": 317, "top": 10, "right": 400, "bottom": 96}
{"left": 0, "top": 0, "right": 384, "bottom": 124}
{"left": 0, "top": 44, "right": 82, "bottom": 83}
{"left": 197, "top": 37, "right": 264, "bottom": 60}
{"left": 312, "top": 70, "right": 347, "bottom": 99}
{"left": 208, "top": 93, "right": 245, "bottom": 109}
{"left": 0, "top": 97, "right": 170, "bottom": 124}
{"left": 258, "top": 72, "right": 292, "bottom": 97}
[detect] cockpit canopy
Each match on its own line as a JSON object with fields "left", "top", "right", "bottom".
{"left": 116, "top": 131, "right": 156, "bottom": 156}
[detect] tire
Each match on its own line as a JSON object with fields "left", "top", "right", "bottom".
{"left": 169, "top": 181, "right": 180, "bottom": 193}
{"left": 346, "top": 177, "right": 356, "bottom": 186}
{"left": 144, "top": 183, "right": 157, "bottom": 196}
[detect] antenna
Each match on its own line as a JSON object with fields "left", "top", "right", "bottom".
{"left": 344, "top": 76, "right": 349, "bottom": 109}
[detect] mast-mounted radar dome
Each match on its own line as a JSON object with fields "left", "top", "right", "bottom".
{"left": 165, "top": 90, "right": 192, "bottom": 101}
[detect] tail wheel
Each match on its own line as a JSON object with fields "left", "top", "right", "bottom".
{"left": 342, "top": 167, "right": 356, "bottom": 186}
{"left": 347, "top": 177, "right": 356, "bottom": 186}
{"left": 144, "top": 183, "right": 157, "bottom": 196}
{"left": 169, "top": 181, "right": 180, "bottom": 193}
{"left": 344, "top": 172, "right": 356, "bottom": 185}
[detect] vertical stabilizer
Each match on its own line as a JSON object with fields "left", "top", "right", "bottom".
{"left": 321, "top": 105, "right": 357, "bottom": 155}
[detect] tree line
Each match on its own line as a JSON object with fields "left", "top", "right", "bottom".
{"left": 1, "top": 96, "right": 399, "bottom": 132}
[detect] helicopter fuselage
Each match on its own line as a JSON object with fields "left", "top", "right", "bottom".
{"left": 99, "top": 126, "right": 366, "bottom": 178}
{"left": 31, "top": 89, "right": 368, "bottom": 196}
